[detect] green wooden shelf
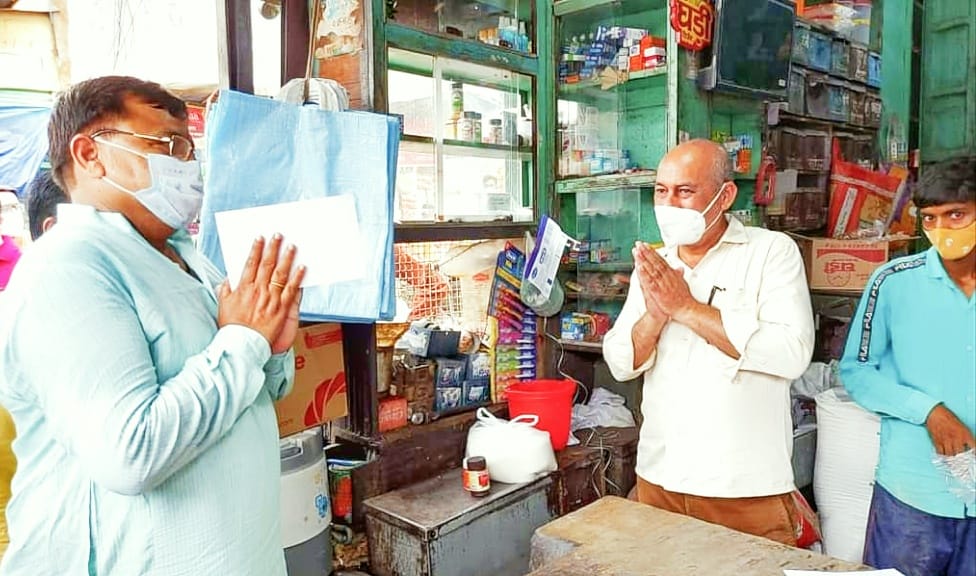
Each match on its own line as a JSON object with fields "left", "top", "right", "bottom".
{"left": 386, "top": 23, "right": 539, "bottom": 77}
{"left": 565, "top": 291, "right": 628, "bottom": 302}
{"left": 444, "top": 139, "right": 534, "bottom": 160}
{"left": 558, "top": 66, "right": 666, "bottom": 100}
{"left": 556, "top": 339, "right": 604, "bottom": 354}
{"left": 401, "top": 134, "right": 534, "bottom": 160}
{"left": 555, "top": 171, "right": 656, "bottom": 194}
{"left": 564, "top": 261, "right": 634, "bottom": 272}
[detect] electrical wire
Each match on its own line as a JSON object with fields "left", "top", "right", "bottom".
{"left": 544, "top": 330, "right": 590, "bottom": 404}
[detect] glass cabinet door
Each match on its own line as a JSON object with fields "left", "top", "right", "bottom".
{"left": 389, "top": 48, "right": 535, "bottom": 224}
{"left": 554, "top": 0, "right": 670, "bottom": 180}
{"left": 388, "top": 0, "right": 536, "bottom": 54}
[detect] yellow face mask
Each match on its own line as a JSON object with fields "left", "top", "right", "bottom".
{"left": 924, "top": 220, "right": 976, "bottom": 261}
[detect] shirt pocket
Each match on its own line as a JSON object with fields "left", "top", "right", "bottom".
{"left": 696, "top": 284, "right": 756, "bottom": 377}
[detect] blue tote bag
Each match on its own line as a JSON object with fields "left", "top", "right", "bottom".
{"left": 198, "top": 90, "right": 398, "bottom": 322}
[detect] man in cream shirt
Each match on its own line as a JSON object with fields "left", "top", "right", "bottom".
{"left": 603, "top": 140, "right": 814, "bottom": 545}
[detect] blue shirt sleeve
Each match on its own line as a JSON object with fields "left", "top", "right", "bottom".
{"left": 16, "top": 258, "right": 275, "bottom": 496}
{"left": 264, "top": 350, "right": 295, "bottom": 401}
{"left": 188, "top": 243, "right": 294, "bottom": 402}
{"left": 839, "top": 268, "right": 940, "bottom": 425}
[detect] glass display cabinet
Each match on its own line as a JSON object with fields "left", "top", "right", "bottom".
{"left": 379, "top": 0, "right": 546, "bottom": 237}
{"left": 388, "top": 48, "right": 535, "bottom": 224}
{"left": 390, "top": 0, "right": 536, "bottom": 55}
{"left": 551, "top": 0, "right": 671, "bottom": 350}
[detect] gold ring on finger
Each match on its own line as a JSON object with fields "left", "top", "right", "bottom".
{"left": 270, "top": 281, "right": 286, "bottom": 290}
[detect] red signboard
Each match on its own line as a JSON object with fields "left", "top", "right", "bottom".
{"left": 670, "top": 0, "right": 715, "bottom": 52}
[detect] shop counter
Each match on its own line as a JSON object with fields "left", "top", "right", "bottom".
{"left": 529, "top": 496, "right": 868, "bottom": 575}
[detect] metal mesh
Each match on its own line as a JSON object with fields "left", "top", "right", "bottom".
{"left": 394, "top": 241, "right": 480, "bottom": 330}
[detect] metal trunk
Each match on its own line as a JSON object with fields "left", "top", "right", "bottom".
{"left": 365, "top": 474, "right": 554, "bottom": 576}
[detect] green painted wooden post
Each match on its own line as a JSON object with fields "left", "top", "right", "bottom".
{"left": 880, "top": 0, "right": 914, "bottom": 164}
{"left": 537, "top": 0, "right": 555, "bottom": 220}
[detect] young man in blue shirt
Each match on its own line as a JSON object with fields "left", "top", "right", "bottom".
{"left": 840, "top": 157, "right": 975, "bottom": 576}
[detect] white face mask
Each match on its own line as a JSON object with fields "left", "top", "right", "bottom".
{"left": 653, "top": 185, "right": 726, "bottom": 247}
{"left": 96, "top": 138, "right": 204, "bottom": 230}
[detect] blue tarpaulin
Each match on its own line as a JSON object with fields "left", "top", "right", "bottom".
{"left": 0, "top": 94, "right": 50, "bottom": 195}
{"left": 198, "top": 90, "right": 398, "bottom": 323}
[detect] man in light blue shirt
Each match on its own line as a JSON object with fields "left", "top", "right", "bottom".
{"left": 0, "top": 76, "right": 306, "bottom": 575}
{"left": 840, "top": 157, "right": 975, "bottom": 576}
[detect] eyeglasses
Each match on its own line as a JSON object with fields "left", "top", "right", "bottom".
{"left": 90, "top": 129, "right": 196, "bottom": 161}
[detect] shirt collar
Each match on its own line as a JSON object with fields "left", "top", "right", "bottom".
{"left": 925, "top": 246, "right": 946, "bottom": 279}
{"left": 720, "top": 215, "right": 750, "bottom": 245}
{"left": 57, "top": 203, "right": 185, "bottom": 242}
{"left": 56, "top": 203, "right": 134, "bottom": 236}
{"left": 55, "top": 202, "right": 92, "bottom": 225}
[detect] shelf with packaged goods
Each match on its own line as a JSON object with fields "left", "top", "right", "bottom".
{"left": 386, "top": 22, "right": 539, "bottom": 78}
{"left": 791, "top": 62, "right": 881, "bottom": 93}
{"left": 771, "top": 110, "right": 879, "bottom": 135}
{"left": 555, "top": 170, "right": 656, "bottom": 194}
{"left": 557, "top": 66, "right": 666, "bottom": 101}
{"left": 400, "top": 135, "right": 534, "bottom": 161}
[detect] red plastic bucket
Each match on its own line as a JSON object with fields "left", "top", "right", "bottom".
{"left": 506, "top": 379, "right": 577, "bottom": 451}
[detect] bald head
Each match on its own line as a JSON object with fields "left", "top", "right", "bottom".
{"left": 653, "top": 138, "right": 739, "bottom": 247}
{"left": 660, "top": 139, "right": 732, "bottom": 188}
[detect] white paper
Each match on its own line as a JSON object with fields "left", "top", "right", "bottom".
{"left": 784, "top": 570, "right": 905, "bottom": 576}
{"left": 214, "top": 195, "right": 367, "bottom": 289}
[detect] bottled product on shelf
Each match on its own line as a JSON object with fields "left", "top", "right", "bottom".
{"left": 558, "top": 25, "right": 666, "bottom": 87}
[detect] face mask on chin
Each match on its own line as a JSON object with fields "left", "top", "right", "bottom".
{"left": 96, "top": 138, "right": 204, "bottom": 231}
{"left": 653, "top": 184, "right": 727, "bottom": 247}
{"left": 924, "top": 220, "right": 976, "bottom": 261}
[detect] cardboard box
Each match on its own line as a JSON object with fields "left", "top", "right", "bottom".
{"left": 790, "top": 234, "right": 889, "bottom": 291}
{"left": 275, "top": 323, "right": 348, "bottom": 437}
{"left": 378, "top": 396, "right": 408, "bottom": 433}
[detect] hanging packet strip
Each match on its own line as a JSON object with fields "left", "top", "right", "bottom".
{"left": 524, "top": 216, "right": 578, "bottom": 300}
{"left": 198, "top": 90, "right": 399, "bottom": 322}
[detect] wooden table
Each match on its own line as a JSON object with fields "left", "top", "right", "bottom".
{"left": 529, "top": 496, "right": 869, "bottom": 575}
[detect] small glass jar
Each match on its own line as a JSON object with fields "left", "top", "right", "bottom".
{"left": 488, "top": 119, "right": 503, "bottom": 145}
{"left": 473, "top": 113, "right": 483, "bottom": 143}
{"left": 462, "top": 456, "right": 491, "bottom": 498}
{"left": 458, "top": 111, "right": 476, "bottom": 142}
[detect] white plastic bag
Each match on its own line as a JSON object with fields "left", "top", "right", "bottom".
{"left": 571, "top": 388, "right": 636, "bottom": 431}
{"left": 465, "top": 408, "right": 557, "bottom": 484}
{"left": 933, "top": 449, "right": 976, "bottom": 507}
